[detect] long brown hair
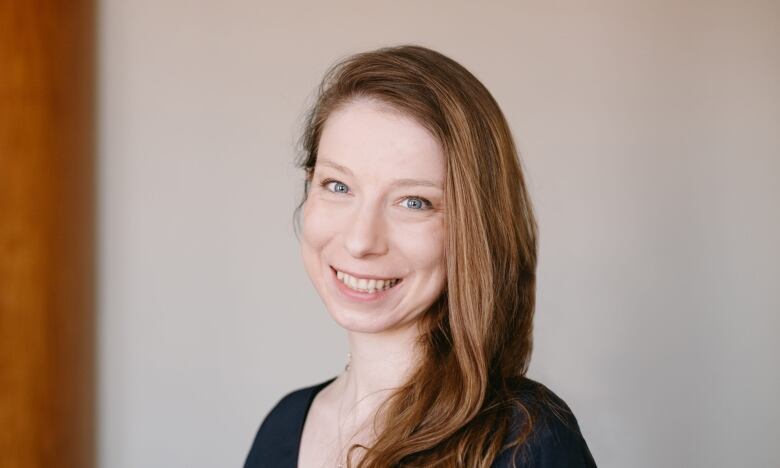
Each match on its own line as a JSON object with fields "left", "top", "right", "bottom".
{"left": 294, "top": 45, "right": 538, "bottom": 467}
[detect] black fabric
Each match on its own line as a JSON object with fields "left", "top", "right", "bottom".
{"left": 243, "top": 376, "right": 597, "bottom": 467}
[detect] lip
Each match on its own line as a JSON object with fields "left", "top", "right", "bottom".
{"left": 329, "top": 266, "right": 403, "bottom": 303}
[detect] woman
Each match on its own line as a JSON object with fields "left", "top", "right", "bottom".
{"left": 244, "top": 45, "right": 596, "bottom": 468}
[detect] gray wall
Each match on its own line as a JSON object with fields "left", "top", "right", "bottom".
{"left": 98, "top": 1, "right": 780, "bottom": 467}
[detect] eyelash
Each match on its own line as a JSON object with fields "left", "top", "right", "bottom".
{"left": 319, "top": 178, "right": 433, "bottom": 211}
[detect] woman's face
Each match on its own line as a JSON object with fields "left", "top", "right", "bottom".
{"left": 300, "top": 98, "right": 446, "bottom": 335}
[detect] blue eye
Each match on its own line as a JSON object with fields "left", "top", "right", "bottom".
{"left": 322, "top": 179, "right": 349, "bottom": 194}
{"left": 402, "top": 197, "right": 432, "bottom": 210}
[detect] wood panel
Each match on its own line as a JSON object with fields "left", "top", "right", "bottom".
{"left": 0, "top": 0, "right": 95, "bottom": 467}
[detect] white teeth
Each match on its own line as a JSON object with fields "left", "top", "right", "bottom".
{"left": 335, "top": 269, "right": 400, "bottom": 293}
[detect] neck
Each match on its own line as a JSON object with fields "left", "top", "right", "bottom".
{"left": 337, "top": 323, "right": 422, "bottom": 426}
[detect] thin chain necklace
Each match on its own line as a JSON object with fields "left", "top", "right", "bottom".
{"left": 335, "top": 352, "right": 352, "bottom": 468}
{"left": 333, "top": 352, "right": 395, "bottom": 468}
{"left": 334, "top": 352, "right": 381, "bottom": 468}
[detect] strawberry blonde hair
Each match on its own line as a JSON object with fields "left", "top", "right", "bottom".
{"left": 295, "top": 45, "right": 538, "bottom": 467}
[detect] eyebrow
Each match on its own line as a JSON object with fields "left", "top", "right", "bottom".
{"left": 318, "top": 159, "right": 443, "bottom": 189}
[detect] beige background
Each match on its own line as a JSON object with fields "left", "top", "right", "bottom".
{"left": 98, "top": 1, "right": 780, "bottom": 467}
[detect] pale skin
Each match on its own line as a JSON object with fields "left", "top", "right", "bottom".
{"left": 298, "top": 98, "right": 447, "bottom": 468}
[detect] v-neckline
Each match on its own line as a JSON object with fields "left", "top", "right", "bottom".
{"left": 294, "top": 376, "right": 337, "bottom": 466}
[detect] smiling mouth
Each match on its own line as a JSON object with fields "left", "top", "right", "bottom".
{"left": 330, "top": 267, "right": 403, "bottom": 294}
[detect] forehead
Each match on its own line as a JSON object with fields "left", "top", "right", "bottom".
{"left": 317, "top": 99, "right": 444, "bottom": 181}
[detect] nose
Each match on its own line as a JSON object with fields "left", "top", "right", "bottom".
{"left": 343, "top": 201, "right": 389, "bottom": 258}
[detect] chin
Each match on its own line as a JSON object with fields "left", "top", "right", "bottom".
{"left": 326, "top": 305, "right": 411, "bottom": 334}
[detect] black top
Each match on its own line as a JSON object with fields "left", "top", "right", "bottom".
{"left": 244, "top": 376, "right": 596, "bottom": 467}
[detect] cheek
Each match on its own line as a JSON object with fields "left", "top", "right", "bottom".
{"left": 301, "top": 198, "right": 339, "bottom": 250}
{"left": 301, "top": 199, "right": 338, "bottom": 286}
{"left": 399, "top": 219, "right": 446, "bottom": 275}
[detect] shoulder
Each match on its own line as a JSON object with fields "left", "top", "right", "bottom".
{"left": 243, "top": 377, "right": 336, "bottom": 468}
{"left": 260, "top": 378, "right": 332, "bottom": 433}
{"left": 493, "top": 377, "right": 597, "bottom": 468}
